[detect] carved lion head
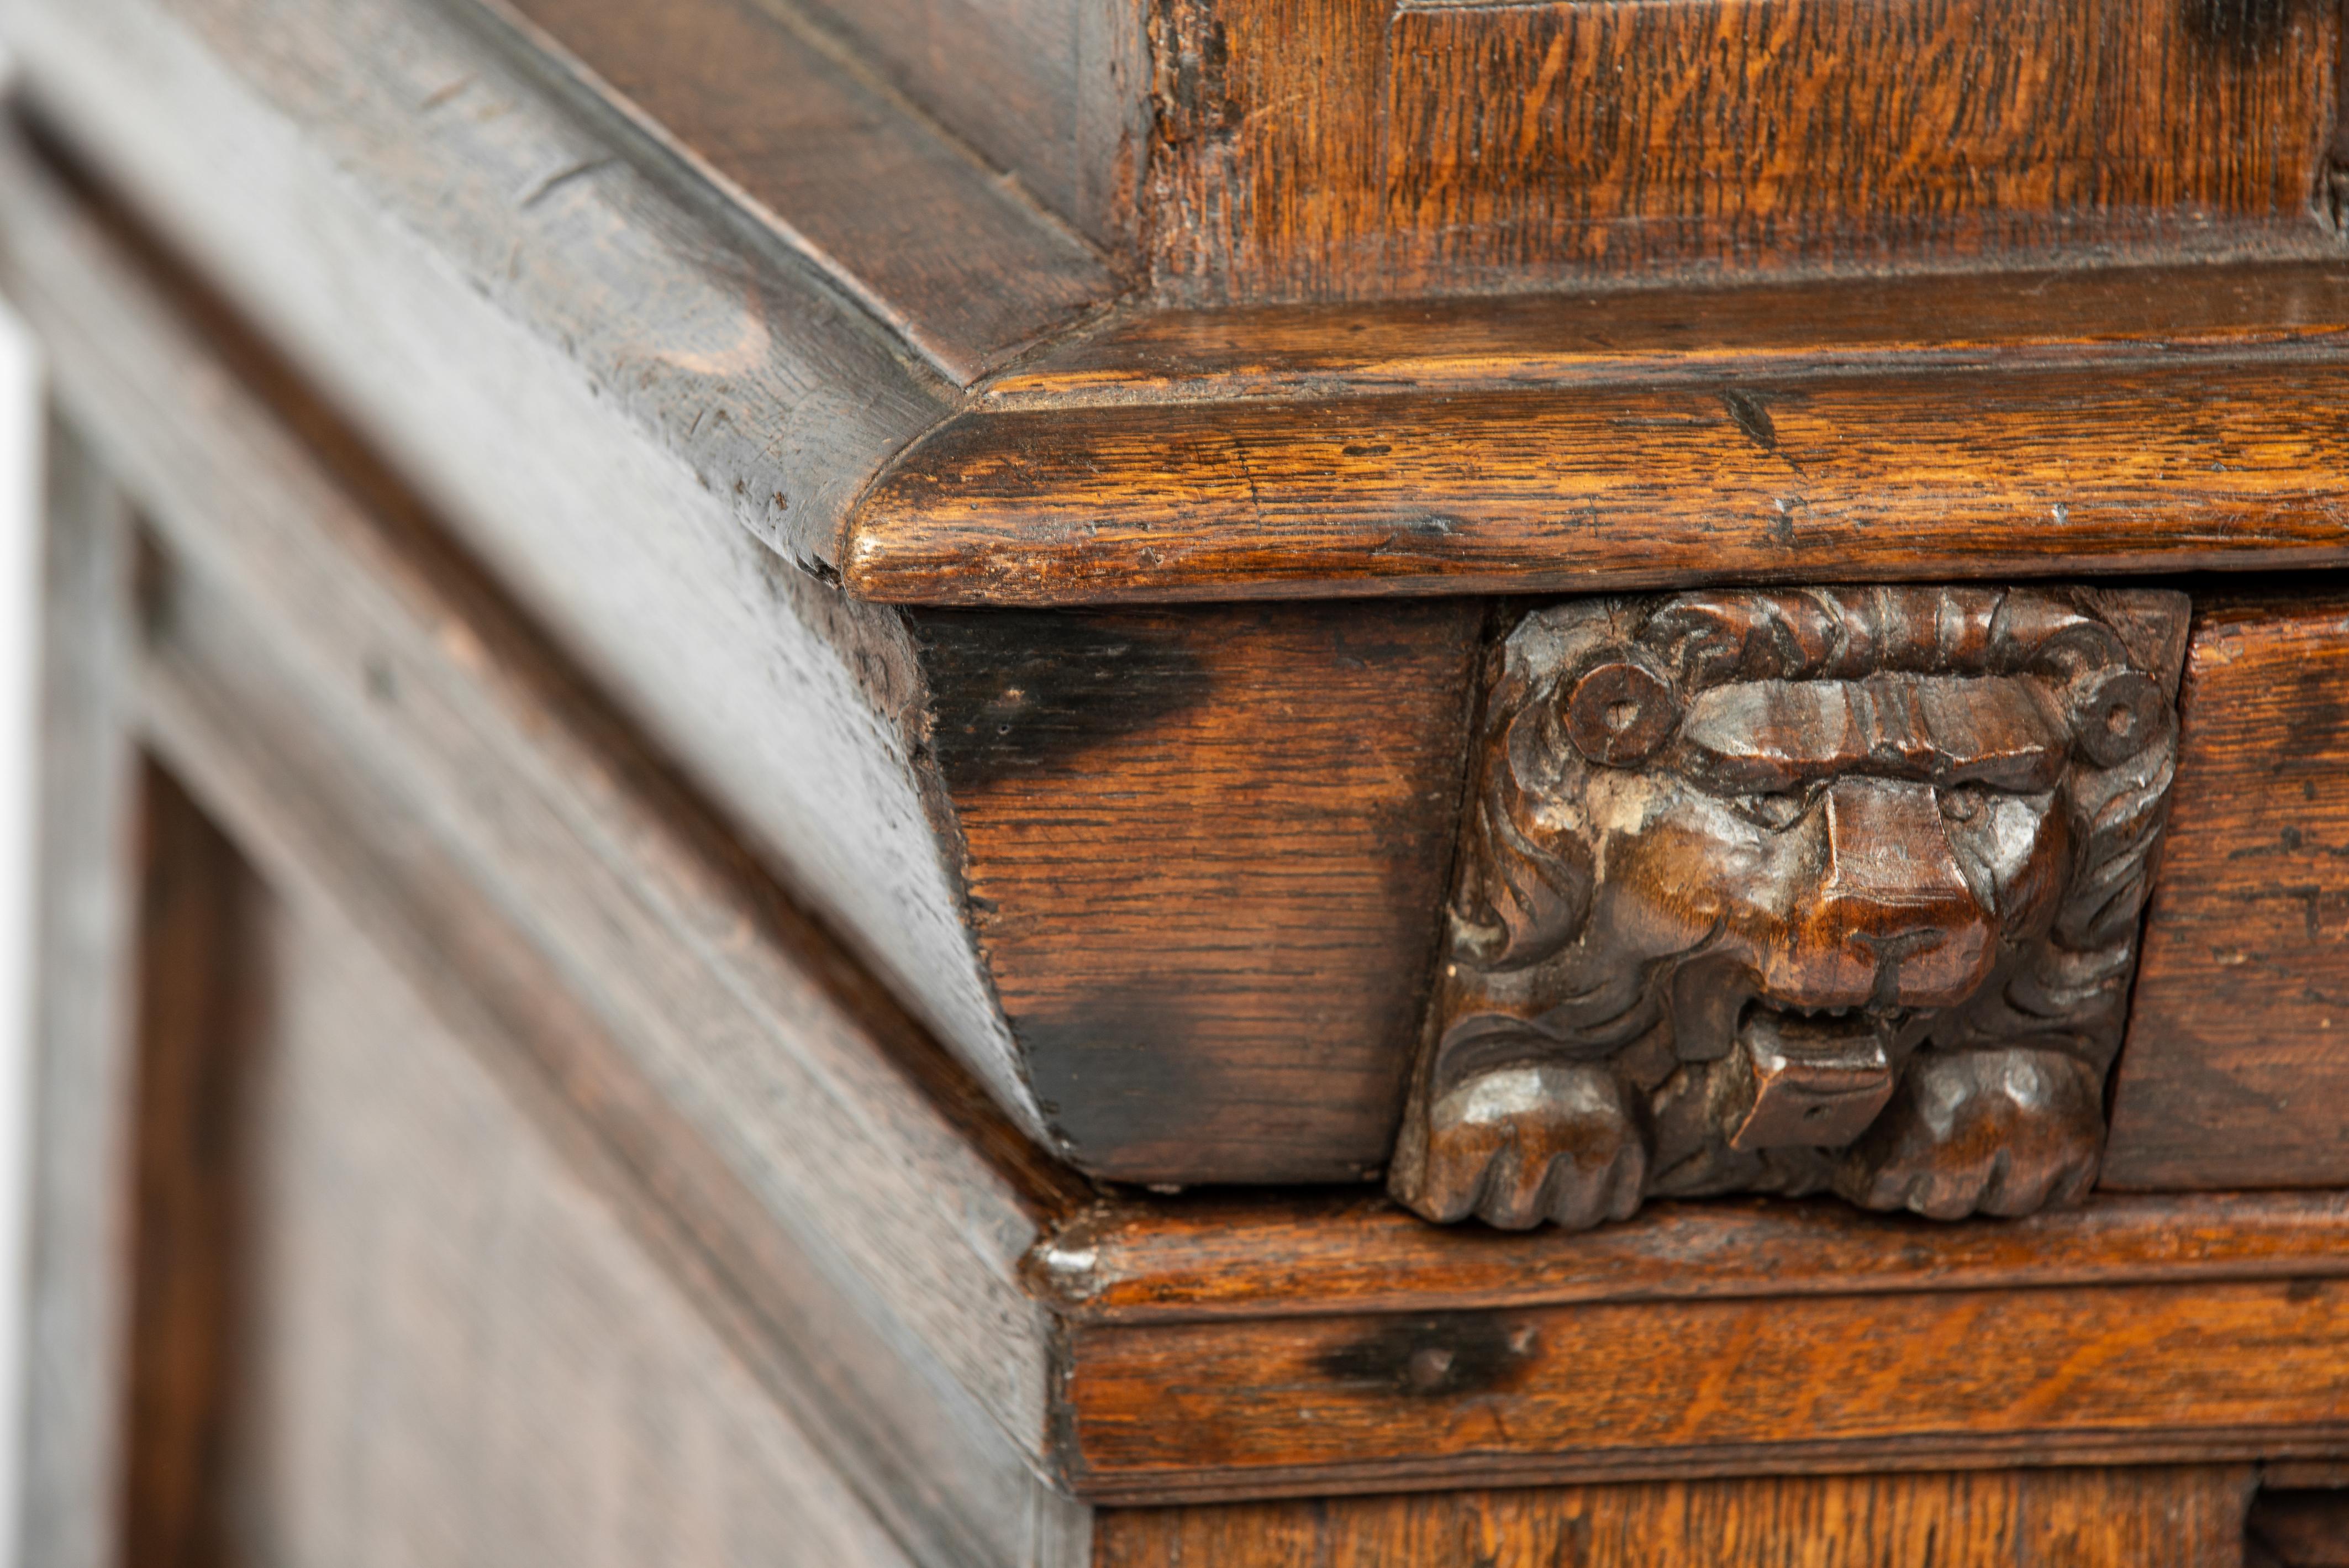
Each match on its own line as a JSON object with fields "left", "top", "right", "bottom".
{"left": 1392, "top": 586, "right": 2186, "bottom": 1229}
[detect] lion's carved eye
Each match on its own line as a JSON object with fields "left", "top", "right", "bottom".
{"left": 1563, "top": 660, "right": 1678, "bottom": 766}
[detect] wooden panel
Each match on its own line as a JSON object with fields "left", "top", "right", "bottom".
{"left": 136, "top": 582, "right": 1090, "bottom": 1566}
{"left": 122, "top": 766, "right": 262, "bottom": 1568}
{"left": 914, "top": 601, "right": 1480, "bottom": 1182}
{"left": 2106, "top": 591, "right": 2349, "bottom": 1191}
{"left": 1061, "top": 1280, "right": 2349, "bottom": 1498}
{"left": 0, "top": 0, "right": 1042, "bottom": 1125}
{"left": 475, "top": 0, "right": 1120, "bottom": 381}
{"left": 0, "top": 127, "right": 1087, "bottom": 1561}
{"left": 850, "top": 365, "right": 2349, "bottom": 606}
{"left": 775, "top": 0, "right": 1150, "bottom": 255}
{"left": 224, "top": 891, "right": 921, "bottom": 1566}
{"left": 1144, "top": 0, "right": 2340, "bottom": 304}
{"left": 1384, "top": 0, "right": 2339, "bottom": 294}
{"left": 1096, "top": 1467, "right": 2257, "bottom": 1567}
{"left": 19, "top": 416, "right": 139, "bottom": 1568}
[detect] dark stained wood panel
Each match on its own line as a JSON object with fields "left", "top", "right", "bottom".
{"left": 850, "top": 364, "right": 2349, "bottom": 605}
{"left": 474, "top": 0, "right": 1121, "bottom": 382}
{"left": 121, "top": 769, "right": 262, "bottom": 1568}
{"left": 2249, "top": 1488, "right": 2349, "bottom": 1567}
{"left": 1384, "top": 0, "right": 2341, "bottom": 296}
{"left": 1061, "top": 1278, "right": 2349, "bottom": 1499}
{"left": 1095, "top": 1466, "right": 2258, "bottom": 1567}
{"left": 914, "top": 601, "right": 1481, "bottom": 1182}
{"left": 2105, "top": 591, "right": 2349, "bottom": 1191}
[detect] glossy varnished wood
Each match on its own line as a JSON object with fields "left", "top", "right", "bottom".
{"left": 1145, "top": 0, "right": 2341, "bottom": 303}
{"left": 1093, "top": 1466, "right": 2258, "bottom": 1567}
{"left": 1034, "top": 1189, "right": 2349, "bottom": 1323}
{"left": 1060, "top": 1276, "right": 2349, "bottom": 1499}
{"left": 987, "top": 263, "right": 2349, "bottom": 407}
{"left": 849, "top": 364, "right": 2349, "bottom": 605}
{"left": 2107, "top": 590, "right": 2349, "bottom": 1191}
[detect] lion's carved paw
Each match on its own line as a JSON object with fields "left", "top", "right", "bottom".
{"left": 1834, "top": 1047, "right": 2103, "bottom": 1220}
{"left": 1392, "top": 1062, "right": 1648, "bottom": 1230}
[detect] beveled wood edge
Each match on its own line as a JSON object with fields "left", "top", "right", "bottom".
{"left": 1064, "top": 1427, "right": 2349, "bottom": 1509}
{"left": 0, "top": 0, "right": 955, "bottom": 581}
{"left": 841, "top": 362, "right": 2349, "bottom": 606}
{"left": 984, "top": 260, "right": 2349, "bottom": 411}
{"left": 1030, "top": 1190, "right": 2349, "bottom": 1324}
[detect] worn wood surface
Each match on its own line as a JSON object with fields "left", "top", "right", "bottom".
{"left": 1145, "top": 0, "right": 2341, "bottom": 304}
{"left": 135, "top": 587, "right": 1088, "bottom": 1567}
{"left": 0, "top": 0, "right": 1051, "bottom": 1136}
{"left": 2106, "top": 590, "right": 2349, "bottom": 1192}
{"left": 752, "top": 0, "right": 1147, "bottom": 258}
{"left": 472, "top": 0, "right": 1120, "bottom": 382}
{"left": 222, "top": 888, "right": 930, "bottom": 1567}
{"left": 1094, "top": 1466, "right": 2259, "bottom": 1567}
{"left": 121, "top": 766, "right": 262, "bottom": 1568}
{"left": 913, "top": 601, "right": 1480, "bottom": 1181}
{"left": 0, "top": 127, "right": 1091, "bottom": 1563}
{"left": 18, "top": 417, "right": 139, "bottom": 1568}
{"left": 1060, "top": 1277, "right": 2349, "bottom": 1499}
{"left": 849, "top": 364, "right": 2349, "bottom": 605}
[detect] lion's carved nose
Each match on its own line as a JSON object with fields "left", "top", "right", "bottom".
{"left": 1761, "top": 778, "right": 1995, "bottom": 1010}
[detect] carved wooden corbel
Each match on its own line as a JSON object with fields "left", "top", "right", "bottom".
{"left": 1391, "top": 586, "right": 2188, "bottom": 1230}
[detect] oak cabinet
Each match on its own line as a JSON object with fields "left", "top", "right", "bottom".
{"left": 7, "top": 0, "right": 2349, "bottom": 1561}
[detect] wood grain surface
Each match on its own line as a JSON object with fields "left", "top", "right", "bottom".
{"left": 1094, "top": 1466, "right": 2258, "bottom": 1567}
{"left": 913, "top": 601, "right": 1480, "bottom": 1182}
{"left": 221, "top": 894, "right": 929, "bottom": 1568}
{"left": 989, "top": 262, "right": 2349, "bottom": 407}
{"left": 473, "top": 0, "right": 1121, "bottom": 382}
{"left": 1145, "top": 0, "right": 2340, "bottom": 303}
{"left": 849, "top": 364, "right": 2349, "bottom": 604}
{"left": 0, "top": 127, "right": 1090, "bottom": 1563}
{"left": 2106, "top": 590, "right": 2349, "bottom": 1191}
{"left": 1381, "top": 0, "right": 2339, "bottom": 296}
{"left": 768, "top": 0, "right": 1149, "bottom": 255}
{"left": 1061, "top": 1277, "right": 2349, "bottom": 1499}
{"left": 0, "top": 0, "right": 1053, "bottom": 1143}
{"left": 1034, "top": 1189, "right": 2349, "bottom": 1323}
